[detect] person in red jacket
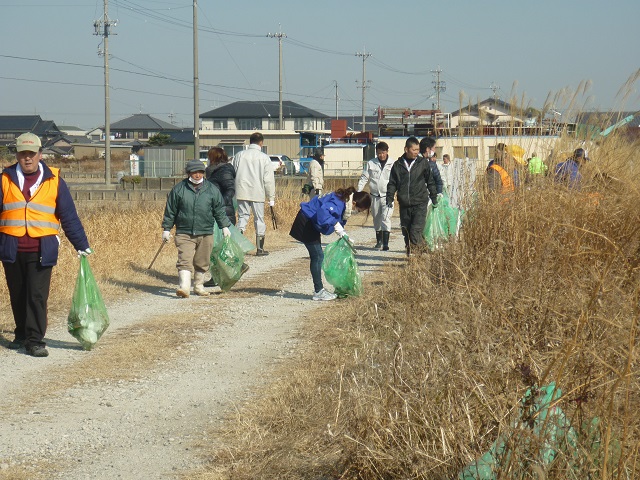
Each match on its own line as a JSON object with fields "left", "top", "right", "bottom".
{"left": 1, "top": 133, "right": 91, "bottom": 357}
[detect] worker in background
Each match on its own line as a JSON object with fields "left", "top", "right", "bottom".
{"left": 527, "top": 152, "right": 548, "bottom": 178}
{"left": 306, "top": 147, "right": 325, "bottom": 200}
{"left": 555, "top": 148, "right": 587, "bottom": 190}
{"left": 486, "top": 143, "right": 515, "bottom": 197}
{"left": 386, "top": 136, "right": 439, "bottom": 256}
{"left": 357, "top": 141, "right": 395, "bottom": 251}
{"left": 440, "top": 154, "right": 453, "bottom": 193}
{"left": 232, "top": 132, "right": 276, "bottom": 256}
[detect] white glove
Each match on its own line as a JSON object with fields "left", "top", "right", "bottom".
{"left": 437, "top": 193, "right": 444, "bottom": 199}
{"left": 334, "top": 222, "right": 345, "bottom": 238}
{"left": 77, "top": 248, "right": 93, "bottom": 258}
{"left": 162, "top": 230, "right": 171, "bottom": 243}
{"left": 222, "top": 227, "right": 231, "bottom": 237}
{"left": 269, "top": 200, "right": 275, "bottom": 207}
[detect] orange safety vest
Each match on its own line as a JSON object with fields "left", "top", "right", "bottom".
{"left": 0, "top": 168, "right": 61, "bottom": 237}
{"left": 488, "top": 164, "right": 515, "bottom": 195}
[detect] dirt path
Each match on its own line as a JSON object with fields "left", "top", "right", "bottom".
{"left": 0, "top": 227, "right": 407, "bottom": 479}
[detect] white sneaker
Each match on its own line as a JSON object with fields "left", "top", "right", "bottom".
{"left": 312, "top": 288, "right": 337, "bottom": 301}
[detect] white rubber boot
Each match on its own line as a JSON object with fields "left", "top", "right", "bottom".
{"left": 193, "top": 271, "right": 209, "bottom": 296}
{"left": 176, "top": 270, "right": 191, "bottom": 298}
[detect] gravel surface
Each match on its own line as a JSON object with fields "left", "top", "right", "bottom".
{"left": 0, "top": 226, "right": 407, "bottom": 479}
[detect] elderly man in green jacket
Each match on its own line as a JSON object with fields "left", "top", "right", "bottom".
{"left": 162, "top": 159, "right": 231, "bottom": 297}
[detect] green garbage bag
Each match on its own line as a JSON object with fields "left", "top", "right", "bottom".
{"left": 322, "top": 236, "right": 363, "bottom": 298}
{"left": 210, "top": 235, "right": 245, "bottom": 292}
{"left": 459, "top": 383, "right": 578, "bottom": 479}
{"left": 423, "top": 190, "right": 462, "bottom": 251}
{"left": 213, "top": 223, "right": 254, "bottom": 254}
{"left": 67, "top": 256, "right": 110, "bottom": 350}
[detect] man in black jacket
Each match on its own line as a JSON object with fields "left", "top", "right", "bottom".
{"left": 386, "top": 136, "right": 438, "bottom": 255}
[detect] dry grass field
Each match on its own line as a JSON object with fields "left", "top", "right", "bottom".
{"left": 180, "top": 133, "right": 640, "bottom": 479}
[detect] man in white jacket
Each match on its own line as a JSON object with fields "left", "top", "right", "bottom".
{"left": 232, "top": 132, "right": 276, "bottom": 256}
{"left": 357, "top": 141, "right": 395, "bottom": 250}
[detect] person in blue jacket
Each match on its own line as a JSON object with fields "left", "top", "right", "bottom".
{"left": 289, "top": 186, "right": 371, "bottom": 301}
{"left": 555, "top": 148, "right": 587, "bottom": 189}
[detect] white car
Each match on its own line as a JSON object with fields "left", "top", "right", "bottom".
{"left": 269, "top": 154, "right": 299, "bottom": 175}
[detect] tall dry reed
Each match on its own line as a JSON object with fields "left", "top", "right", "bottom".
{"left": 196, "top": 133, "right": 640, "bottom": 479}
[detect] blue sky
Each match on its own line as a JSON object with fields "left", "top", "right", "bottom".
{"left": 1, "top": 0, "right": 638, "bottom": 129}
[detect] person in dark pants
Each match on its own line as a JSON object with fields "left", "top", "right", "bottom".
{"left": 290, "top": 186, "right": 371, "bottom": 301}
{"left": 204, "top": 146, "right": 249, "bottom": 287}
{"left": 206, "top": 146, "right": 236, "bottom": 225}
{"left": 386, "top": 136, "right": 438, "bottom": 256}
{"left": 1, "top": 133, "right": 91, "bottom": 357}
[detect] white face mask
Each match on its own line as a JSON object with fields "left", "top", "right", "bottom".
{"left": 189, "top": 176, "right": 204, "bottom": 185}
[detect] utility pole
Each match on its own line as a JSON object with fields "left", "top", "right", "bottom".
{"left": 334, "top": 80, "right": 339, "bottom": 119}
{"left": 267, "top": 28, "right": 286, "bottom": 130}
{"left": 355, "top": 48, "right": 371, "bottom": 132}
{"left": 94, "top": 0, "right": 116, "bottom": 185}
{"left": 193, "top": 0, "right": 199, "bottom": 159}
{"left": 431, "top": 65, "right": 446, "bottom": 111}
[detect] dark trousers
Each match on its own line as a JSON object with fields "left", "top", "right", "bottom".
{"left": 399, "top": 203, "right": 428, "bottom": 246}
{"left": 3, "top": 252, "right": 53, "bottom": 349}
{"left": 304, "top": 242, "right": 324, "bottom": 293}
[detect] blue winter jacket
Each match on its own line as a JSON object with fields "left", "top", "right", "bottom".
{"left": 554, "top": 159, "right": 582, "bottom": 189}
{"left": 0, "top": 162, "right": 89, "bottom": 267}
{"left": 300, "top": 192, "right": 346, "bottom": 235}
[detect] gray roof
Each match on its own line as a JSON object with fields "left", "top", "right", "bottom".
{"left": 0, "top": 115, "right": 61, "bottom": 136}
{"left": 166, "top": 129, "right": 195, "bottom": 144}
{"left": 201, "top": 100, "right": 328, "bottom": 119}
{"left": 109, "top": 114, "right": 182, "bottom": 131}
{"left": 0, "top": 115, "right": 42, "bottom": 132}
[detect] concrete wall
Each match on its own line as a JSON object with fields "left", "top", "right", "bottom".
{"left": 380, "top": 135, "right": 560, "bottom": 164}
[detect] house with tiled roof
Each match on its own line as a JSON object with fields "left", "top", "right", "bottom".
{"left": 108, "top": 114, "right": 183, "bottom": 140}
{"left": 0, "top": 115, "right": 62, "bottom": 147}
{"left": 200, "top": 100, "right": 328, "bottom": 132}
{"left": 198, "top": 100, "right": 329, "bottom": 159}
